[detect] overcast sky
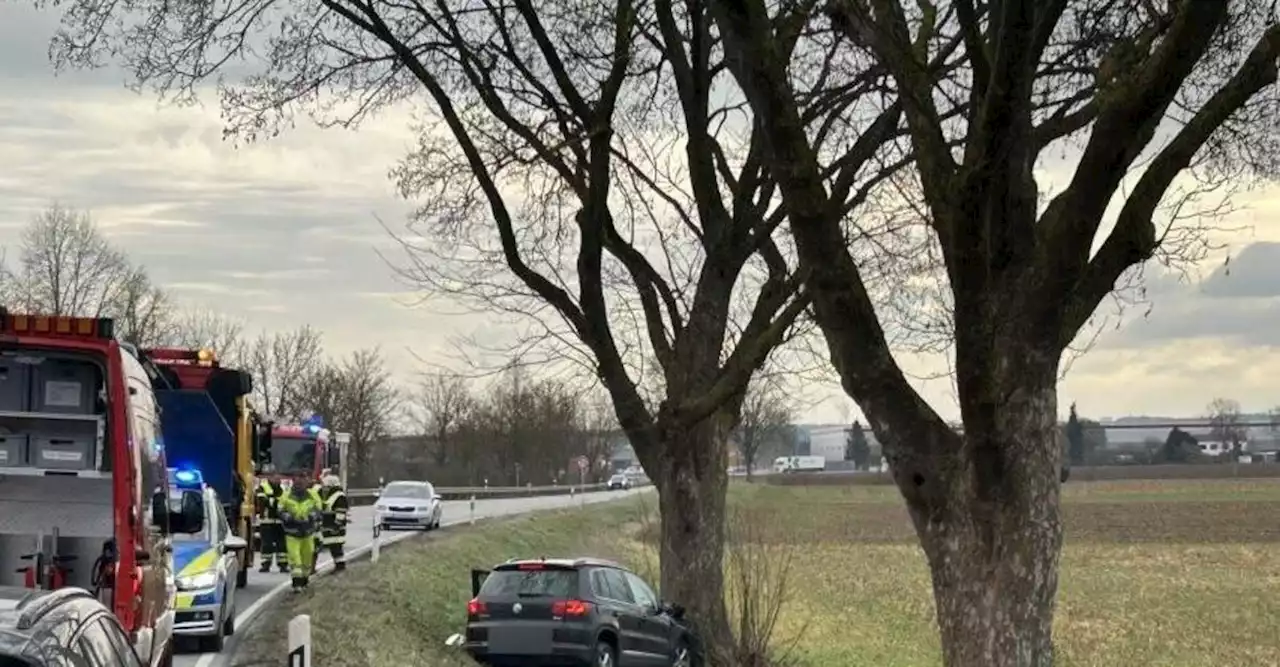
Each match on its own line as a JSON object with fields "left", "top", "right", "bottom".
{"left": 3, "top": 4, "right": 1280, "bottom": 425}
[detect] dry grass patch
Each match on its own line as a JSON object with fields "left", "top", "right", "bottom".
{"left": 231, "top": 479, "right": 1280, "bottom": 667}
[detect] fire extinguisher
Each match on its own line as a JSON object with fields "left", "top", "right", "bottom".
{"left": 17, "top": 530, "right": 76, "bottom": 590}
{"left": 91, "top": 539, "right": 118, "bottom": 605}
{"left": 17, "top": 551, "right": 76, "bottom": 589}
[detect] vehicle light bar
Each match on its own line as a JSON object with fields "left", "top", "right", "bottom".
{"left": 0, "top": 309, "right": 114, "bottom": 340}
{"left": 169, "top": 467, "right": 204, "bottom": 489}
{"left": 143, "top": 347, "right": 218, "bottom": 366}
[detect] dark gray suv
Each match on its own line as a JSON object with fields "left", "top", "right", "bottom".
{"left": 463, "top": 558, "right": 695, "bottom": 667}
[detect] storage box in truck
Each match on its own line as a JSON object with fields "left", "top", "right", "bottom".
{"left": 0, "top": 310, "right": 184, "bottom": 667}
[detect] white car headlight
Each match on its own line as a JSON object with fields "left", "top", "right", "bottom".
{"left": 176, "top": 571, "right": 218, "bottom": 591}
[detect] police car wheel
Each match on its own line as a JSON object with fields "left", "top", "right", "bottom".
{"left": 199, "top": 629, "right": 225, "bottom": 653}
{"left": 236, "top": 565, "right": 248, "bottom": 589}
{"left": 223, "top": 610, "right": 235, "bottom": 636}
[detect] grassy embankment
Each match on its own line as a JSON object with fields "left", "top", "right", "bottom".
{"left": 234, "top": 479, "right": 1280, "bottom": 667}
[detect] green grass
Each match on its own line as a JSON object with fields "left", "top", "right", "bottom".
{"left": 234, "top": 479, "right": 1280, "bottom": 666}
{"left": 230, "top": 501, "right": 650, "bottom": 667}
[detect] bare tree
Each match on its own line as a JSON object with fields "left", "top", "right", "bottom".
{"left": 245, "top": 326, "right": 325, "bottom": 419}
{"left": 114, "top": 266, "right": 174, "bottom": 346}
{"left": 736, "top": 379, "right": 793, "bottom": 480}
{"left": 4, "top": 204, "right": 177, "bottom": 344}
{"left": 710, "top": 2, "right": 1280, "bottom": 665}
{"left": 1207, "top": 397, "right": 1246, "bottom": 455}
{"left": 46, "top": 0, "right": 925, "bottom": 654}
{"left": 411, "top": 374, "right": 474, "bottom": 469}
{"left": 576, "top": 390, "right": 621, "bottom": 483}
{"left": 11, "top": 205, "right": 132, "bottom": 317}
{"left": 164, "top": 309, "right": 247, "bottom": 365}
{"left": 299, "top": 348, "right": 401, "bottom": 479}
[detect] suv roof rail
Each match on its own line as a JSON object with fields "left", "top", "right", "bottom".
{"left": 16, "top": 588, "right": 94, "bottom": 630}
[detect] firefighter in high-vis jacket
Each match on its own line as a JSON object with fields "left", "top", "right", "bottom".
{"left": 313, "top": 474, "right": 348, "bottom": 572}
{"left": 254, "top": 470, "right": 289, "bottom": 573}
{"left": 278, "top": 474, "right": 324, "bottom": 591}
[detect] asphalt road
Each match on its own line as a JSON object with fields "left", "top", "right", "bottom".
{"left": 178, "top": 487, "right": 648, "bottom": 667}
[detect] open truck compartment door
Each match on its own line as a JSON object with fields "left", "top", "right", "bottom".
{"left": 471, "top": 568, "right": 491, "bottom": 597}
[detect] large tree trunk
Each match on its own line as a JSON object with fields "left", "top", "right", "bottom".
{"left": 647, "top": 410, "right": 736, "bottom": 665}
{"left": 897, "top": 360, "right": 1064, "bottom": 667}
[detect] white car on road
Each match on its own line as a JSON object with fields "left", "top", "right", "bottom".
{"left": 376, "top": 481, "right": 444, "bottom": 531}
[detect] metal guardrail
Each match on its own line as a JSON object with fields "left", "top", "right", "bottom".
{"left": 346, "top": 481, "right": 650, "bottom": 505}
{"left": 348, "top": 482, "right": 608, "bottom": 497}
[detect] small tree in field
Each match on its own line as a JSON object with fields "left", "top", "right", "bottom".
{"left": 845, "top": 420, "right": 871, "bottom": 469}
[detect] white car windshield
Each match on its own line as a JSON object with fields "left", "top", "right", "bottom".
{"left": 382, "top": 483, "right": 432, "bottom": 499}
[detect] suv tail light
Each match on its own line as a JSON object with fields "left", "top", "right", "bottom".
{"left": 467, "top": 598, "right": 487, "bottom": 616}
{"left": 551, "top": 599, "right": 591, "bottom": 617}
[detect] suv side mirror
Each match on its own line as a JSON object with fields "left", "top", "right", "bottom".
{"left": 150, "top": 491, "right": 169, "bottom": 535}
{"left": 663, "top": 602, "right": 685, "bottom": 620}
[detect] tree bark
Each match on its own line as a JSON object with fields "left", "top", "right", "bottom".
{"left": 647, "top": 410, "right": 736, "bottom": 666}
{"left": 899, "top": 361, "right": 1063, "bottom": 667}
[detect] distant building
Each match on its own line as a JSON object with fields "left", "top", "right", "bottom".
{"left": 793, "top": 424, "right": 882, "bottom": 463}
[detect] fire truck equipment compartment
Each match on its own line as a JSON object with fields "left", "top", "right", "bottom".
{"left": 0, "top": 476, "right": 114, "bottom": 588}
{"left": 0, "top": 432, "right": 31, "bottom": 466}
{"left": 0, "top": 361, "right": 31, "bottom": 412}
{"left": 31, "top": 430, "right": 98, "bottom": 470}
{"left": 30, "top": 359, "right": 98, "bottom": 415}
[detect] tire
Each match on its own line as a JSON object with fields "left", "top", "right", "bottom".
{"left": 223, "top": 609, "right": 236, "bottom": 636}
{"left": 594, "top": 640, "right": 617, "bottom": 667}
{"left": 235, "top": 564, "right": 248, "bottom": 589}
{"left": 199, "top": 628, "right": 225, "bottom": 653}
{"left": 155, "top": 640, "right": 174, "bottom": 667}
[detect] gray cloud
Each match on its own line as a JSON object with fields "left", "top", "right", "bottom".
{"left": 0, "top": 3, "right": 470, "bottom": 383}
{"left": 5, "top": 2, "right": 1280, "bottom": 423}
{"left": 1097, "top": 242, "right": 1280, "bottom": 350}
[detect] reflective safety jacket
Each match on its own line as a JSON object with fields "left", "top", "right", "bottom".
{"left": 255, "top": 480, "right": 283, "bottom": 524}
{"left": 278, "top": 488, "right": 324, "bottom": 538}
{"left": 320, "top": 487, "right": 348, "bottom": 544}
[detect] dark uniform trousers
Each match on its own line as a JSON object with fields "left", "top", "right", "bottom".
{"left": 313, "top": 487, "right": 348, "bottom": 572}
{"left": 255, "top": 481, "right": 289, "bottom": 572}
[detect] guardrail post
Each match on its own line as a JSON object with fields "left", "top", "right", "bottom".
{"left": 371, "top": 516, "right": 381, "bottom": 564}
{"left": 469, "top": 494, "right": 476, "bottom": 526}
{"left": 288, "top": 614, "right": 311, "bottom": 667}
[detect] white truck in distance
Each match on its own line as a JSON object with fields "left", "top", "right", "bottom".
{"left": 773, "top": 455, "right": 826, "bottom": 473}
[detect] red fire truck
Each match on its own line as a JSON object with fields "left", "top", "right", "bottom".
{"left": 0, "top": 310, "right": 185, "bottom": 667}
{"left": 260, "top": 421, "right": 348, "bottom": 488}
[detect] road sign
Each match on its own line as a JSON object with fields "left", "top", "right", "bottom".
{"left": 575, "top": 456, "right": 588, "bottom": 471}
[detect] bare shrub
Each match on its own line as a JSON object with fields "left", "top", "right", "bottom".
{"left": 723, "top": 503, "right": 805, "bottom": 667}
{"left": 628, "top": 492, "right": 804, "bottom": 666}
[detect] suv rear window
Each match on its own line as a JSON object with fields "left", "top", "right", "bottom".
{"left": 479, "top": 568, "right": 578, "bottom": 598}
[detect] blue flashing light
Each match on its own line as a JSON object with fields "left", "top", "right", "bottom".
{"left": 302, "top": 413, "right": 325, "bottom": 429}
{"left": 172, "top": 468, "right": 203, "bottom": 489}
{"left": 305, "top": 424, "right": 320, "bottom": 434}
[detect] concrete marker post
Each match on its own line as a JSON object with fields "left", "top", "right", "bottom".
{"left": 469, "top": 494, "right": 476, "bottom": 526}
{"left": 288, "top": 614, "right": 312, "bottom": 667}
{"left": 371, "top": 512, "right": 381, "bottom": 564}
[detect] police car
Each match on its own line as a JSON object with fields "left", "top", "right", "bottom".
{"left": 167, "top": 469, "right": 247, "bottom": 653}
